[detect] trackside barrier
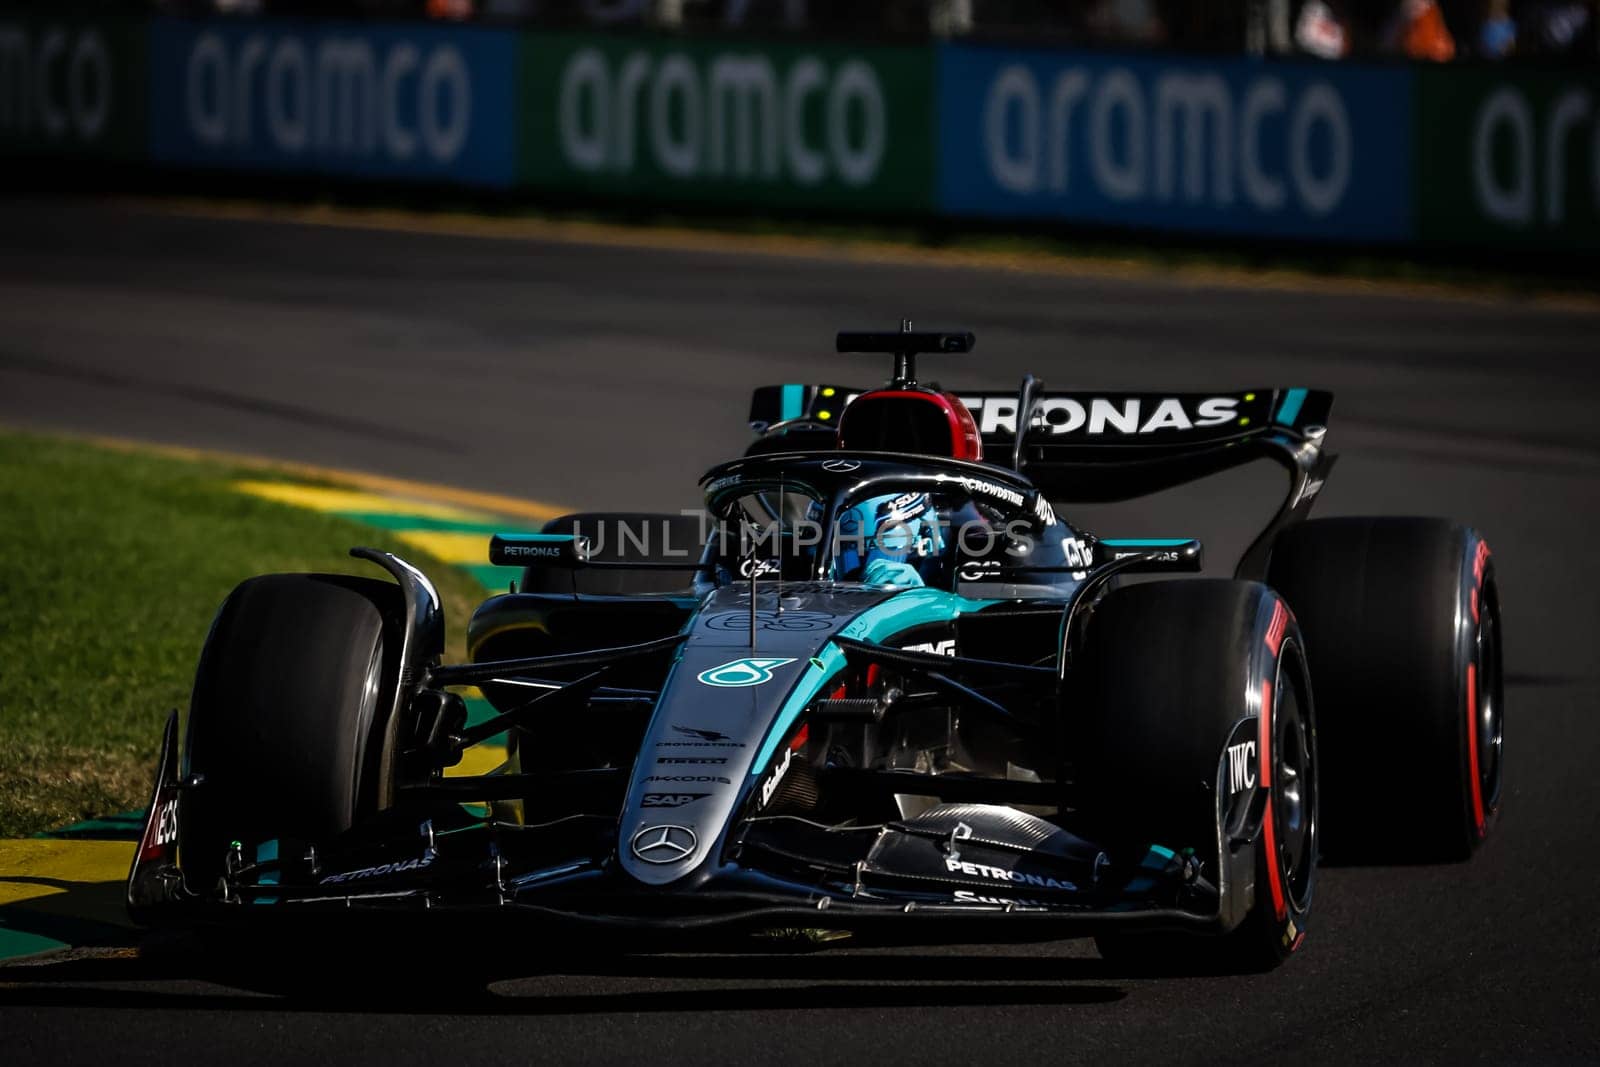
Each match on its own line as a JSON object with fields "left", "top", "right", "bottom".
{"left": 0, "top": 11, "right": 1594, "bottom": 252}
{"left": 518, "top": 32, "right": 938, "bottom": 213}
{"left": 148, "top": 17, "right": 517, "bottom": 187}
{"left": 0, "top": 14, "right": 146, "bottom": 159}
{"left": 935, "top": 45, "right": 1413, "bottom": 243}
{"left": 1416, "top": 66, "right": 1600, "bottom": 252}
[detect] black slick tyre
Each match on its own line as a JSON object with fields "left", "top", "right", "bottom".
{"left": 1267, "top": 517, "right": 1502, "bottom": 862}
{"left": 180, "top": 573, "right": 402, "bottom": 892}
{"left": 1077, "top": 580, "right": 1318, "bottom": 974}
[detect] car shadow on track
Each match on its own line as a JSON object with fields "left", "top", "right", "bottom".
{"left": 0, "top": 932, "right": 1134, "bottom": 1013}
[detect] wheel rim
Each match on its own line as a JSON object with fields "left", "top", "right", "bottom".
{"left": 1475, "top": 582, "right": 1503, "bottom": 813}
{"left": 1274, "top": 652, "right": 1317, "bottom": 910}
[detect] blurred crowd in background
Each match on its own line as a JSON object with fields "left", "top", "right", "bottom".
{"left": 40, "top": 0, "right": 1600, "bottom": 59}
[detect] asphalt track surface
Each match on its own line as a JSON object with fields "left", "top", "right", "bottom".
{"left": 2, "top": 198, "right": 1598, "bottom": 1064}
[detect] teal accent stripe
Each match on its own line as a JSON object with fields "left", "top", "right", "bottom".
{"left": 1274, "top": 388, "right": 1308, "bottom": 426}
{"left": 780, "top": 384, "right": 804, "bottom": 422}
{"left": 255, "top": 839, "right": 279, "bottom": 905}
{"left": 1100, "top": 539, "right": 1194, "bottom": 547}
{"left": 749, "top": 589, "right": 1000, "bottom": 773}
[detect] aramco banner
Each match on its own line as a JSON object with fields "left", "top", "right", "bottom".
{"left": 1416, "top": 66, "right": 1600, "bottom": 251}
{"left": 0, "top": 15, "right": 145, "bottom": 158}
{"left": 520, "top": 32, "right": 937, "bottom": 212}
{"left": 148, "top": 17, "right": 516, "bottom": 186}
{"left": 936, "top": 45, "right": 1413, "bottom": 242}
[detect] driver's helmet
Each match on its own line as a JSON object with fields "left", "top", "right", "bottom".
{"left": 835, "top": 491, "right": 945, "bottom": 587}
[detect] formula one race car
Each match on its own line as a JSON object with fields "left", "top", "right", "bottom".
{"left": 128, "top": 327, "right": 1503, "bottom": 972}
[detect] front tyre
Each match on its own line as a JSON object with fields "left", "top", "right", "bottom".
{"left": 180, "top": 573, "right": 402, "bottom": 892}
{"left": 1076, "top": 580, "right": 1318, "bottom": 974}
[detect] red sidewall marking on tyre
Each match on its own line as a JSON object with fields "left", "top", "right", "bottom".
{"left": 1258, "top": 676, "right": 1287, "bottom": 921}
{"left": 1470, "top": 540, "right": 1491, "bottom": 624}
{"left": 1466, "top": 662, "right": 1485, "bottom": 837}
{"left": 1264, "top": 601, "right": 1288, "bottom": 657}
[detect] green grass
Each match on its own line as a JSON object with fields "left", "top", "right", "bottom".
{"left": 0, "top": 430, "right": 489, "bottom": 838}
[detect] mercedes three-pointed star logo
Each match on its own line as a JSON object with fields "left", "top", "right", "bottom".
{"left": 630, "top": 824, "right": 698, "bottom": 864}
{"left": 821, "top": 459, "right": 862, "bottom": 473}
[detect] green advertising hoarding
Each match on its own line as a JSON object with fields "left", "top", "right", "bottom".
{"left": 1417, "top": 66, "right": 1600, "bottom": 251}
{"left": 0, "top": 14, "right": 145, "bottom": 158}
{"left": 520, "top": 32, "right": 936, "bottom": 213}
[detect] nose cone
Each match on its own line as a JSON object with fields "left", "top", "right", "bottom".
{"left": 616, "top": 584, "right": 880, "bottom": 886}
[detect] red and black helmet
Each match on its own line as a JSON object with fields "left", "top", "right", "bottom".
{"left": 835, "top": 385, "right": 983, "bottom": 462}
{"left": 834, "top": 325, "right": 982, "bottom": 461}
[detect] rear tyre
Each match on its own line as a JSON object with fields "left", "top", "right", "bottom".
{"left": 1268, "top": 518, "right": 1502, "bottom": 863}
{"left": 521, "top": 511, "right": 705, "bottom": 595}
{"left": 180, "top": 574, "right": 402, "bottom": 891}
{"left": 1076, "top": 580, "right": 1317, "bottom": 974}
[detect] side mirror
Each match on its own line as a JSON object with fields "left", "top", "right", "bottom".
{"left": 488, "top": 533, "right": 591, "bottom": 569}
{"left": 1097, "top": 538, "right": 1204, "bottom": 573}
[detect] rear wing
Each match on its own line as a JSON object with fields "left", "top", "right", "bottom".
{"left": 750, "top": 384, "right": 1330, "bottom": 458}
{"left": 747, "top": 383, "right": 1335, "bottom": 579}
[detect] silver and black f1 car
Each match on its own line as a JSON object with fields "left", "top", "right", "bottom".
{"left": 128, "top": 328, "right": 1504, "bottom": 971}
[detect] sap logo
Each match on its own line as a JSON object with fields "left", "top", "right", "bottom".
{"left": 982, "top": 66, "right": 1353, "bottom": 216}
{"left": 1227, "top": 740, "right": 1257, "bottom": 794}
{"left": 966, "top": 396, "right": 1239, "bottom": 436}
{"left": 641, "top": 792, "right": 708, "bottom": 808}
{"left": 902, "top": 639, "right": 955, "bottom": 657}
{"left": 0, "top": 23, "right": 114, "bottom": 142}
{"left": 180, "top": 30, "right": 472, "bottom": 162}
{"left": 557, "top": 48, "right": 887, "bottom": 186}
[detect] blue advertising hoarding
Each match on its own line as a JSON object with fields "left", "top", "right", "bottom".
{"left": 937, "top": 45, "right": 1413, "bottom": 242}
{"left": 149, "top": 17, "right": 516, "bottom": 186}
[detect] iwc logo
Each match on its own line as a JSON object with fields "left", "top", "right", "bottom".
{"left": 630, "top": 824, "right": 698, "bottom": 864}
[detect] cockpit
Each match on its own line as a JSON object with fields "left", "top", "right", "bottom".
{"left": 702, "top": 453, "right": 1088, "bottom": 594}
